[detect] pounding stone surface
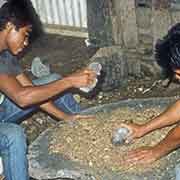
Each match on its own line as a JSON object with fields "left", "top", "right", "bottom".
{"left": 28, "top": 97, "right": 179, "bottom": 180}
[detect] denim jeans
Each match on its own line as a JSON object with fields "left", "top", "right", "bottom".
{"left": 0, "top": 73, "right": 81, "bottom": 180}
{"left": 176, "top": 163, "right": 180, "bottom": 180}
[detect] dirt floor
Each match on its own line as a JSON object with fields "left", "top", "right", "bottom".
{"left": 21, "top": 33, "right": 180, "bottom": 179}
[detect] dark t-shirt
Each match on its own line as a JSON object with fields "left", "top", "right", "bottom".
{"left": 0, "top": 50, "right": 23, "bottom": 104}
{"left": 0, "top": 50, "right": 23, "bottom": 75}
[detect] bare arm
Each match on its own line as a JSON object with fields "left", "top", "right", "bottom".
{"left": 123, "top": 125, "right": 180, "bottom": 165}
{"left": 122, "top": 100, "right": 180, "bottom": 140}
{"left": 0, "top": 74, "right": 71, "bottom": 107}
{"left": 120, "top": 101, "right": 180, "bottom": 165}
{"left": 16, "top": 73, "right": 72, "bottom": 121}
{"left": 0, "top": 69, "right": 95, "bottom": 107}
{"left": 153, "top": 125, "right": 180, "bottom": 158}
{"left": 142, "top": 100, "right": 180, "bottom": 135}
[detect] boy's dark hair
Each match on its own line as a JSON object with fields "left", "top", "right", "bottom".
{"left": 155, "top": 23, "right": 180, "bottom": 78}
{"left": 0, "top": 0, "right": 43, "bottom": 40}
{"left": 0, "top": 0, "right": 33, "bottom": 31}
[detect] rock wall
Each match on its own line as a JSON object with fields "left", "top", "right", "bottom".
{"left": 87, "top": 0, "right": 180, "bottom": 51}
{"left": 87, "top": 0, "right": 180, "bottom": 91}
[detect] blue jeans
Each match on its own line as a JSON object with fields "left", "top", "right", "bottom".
{"left": 176, "top": 163, "right": 180, "bottom": 180}
{"left": 0, "top": 73, "right": 81, "bottom": 180}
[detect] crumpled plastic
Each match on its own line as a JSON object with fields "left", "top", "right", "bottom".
{"left": 80, "top": 62, "right": 102, "bottom": 93}
{"left": 31, "top": 57, "right": 50, "bottom": 78}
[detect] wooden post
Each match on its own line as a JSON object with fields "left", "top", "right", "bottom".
{"left": 87, "top": 0, "right": 114, "bottom": 47}
{"left": 118, "top": 0, "right": 138, "bottom": 48}
{"left": 111, "top": 0, "right": 123, "bottom": 46}
{"left": 87, "top": 0, "right": 138, "bottom": 48}
{"left": 152, "top": 0, "right": 171, "bottom": 47}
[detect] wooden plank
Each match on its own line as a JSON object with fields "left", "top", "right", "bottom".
{"left": 44, "top": 24, "right": 88, "bottom": 38}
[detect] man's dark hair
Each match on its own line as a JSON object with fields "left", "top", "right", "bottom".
{"left": 155, "top": 23, "right": 180, "bottom": 79}
{"left": 0, "top": 0, "right": 33, "bottom": 31}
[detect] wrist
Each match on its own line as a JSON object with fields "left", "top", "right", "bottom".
{"left": 63, "top": 114, "right": 76, "bottom": 121}
{"left": 139, "top": 124, "right": 151, "bottom": 136}
{"left": 139, "top": 124, "right": 149, "bottom": 137}
{"left": 62, "top": 77, "right": 74, "bottom": 88}
{"left": 151, "top": 145, "right": 167, "bottom": 160}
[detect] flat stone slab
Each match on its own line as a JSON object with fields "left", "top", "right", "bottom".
{"left": 28, "top": 97, "right": 180, "bottom": 180}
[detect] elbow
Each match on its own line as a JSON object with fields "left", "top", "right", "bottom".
{"left": 17, "top": 99, "right": 30, "bottom": 108}
{"left": 176, "top": 100, "right": 180, "bottom": 107}
{"left": 15, "top": 91, "right": 33, "bottom": 108}
{"left": 16, "top": 96, "right": 31, "bottom": 108}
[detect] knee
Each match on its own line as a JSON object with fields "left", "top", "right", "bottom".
{"left": 175, "top": 163, "right": 180, "bottom": 179}
{"left": 55, "top": 93, "right": 81, "bottom": 114}
{"left": 44, "top": 73, "right": 61, "bottom": 82}
{"left": 2, "top": 124, "right": 27, "bottom": 150}
{"left": 33, "top": 73, "right": 62, "bottom": 85}
{"left": 176, "top": 100, "right": 180, "bottom": 108}
{"left": 49, "top": 73, "right": 62, "bottom": 81}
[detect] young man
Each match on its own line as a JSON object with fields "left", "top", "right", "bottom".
{"left": 0, "top": 1, "right": 96, "bottom": 180}
{"left": 120, "top": 23, "right": 180, "bottom": 166}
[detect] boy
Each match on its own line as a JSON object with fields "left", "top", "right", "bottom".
{"left": 0, "top": 1, "right": 96, "bottom": 180}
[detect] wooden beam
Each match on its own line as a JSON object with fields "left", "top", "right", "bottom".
{"left": 44, "top": 24, "right": 88, "bottom": 38}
